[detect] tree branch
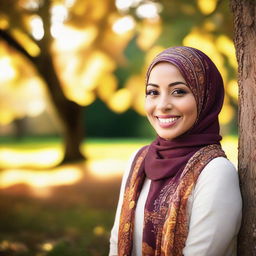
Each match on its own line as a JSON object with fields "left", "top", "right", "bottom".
{"left": 0, "top": 29, "right": 35, "bottom": 63}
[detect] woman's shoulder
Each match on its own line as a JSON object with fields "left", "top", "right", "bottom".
{"left": 195, "top": 157, "right": 240, "bottom": 195}
{"left": 203, "top": 157, "right": 237, "bottom": 178}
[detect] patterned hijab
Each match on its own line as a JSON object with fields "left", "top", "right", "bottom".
{"left": 118, "top": 46, "right": 226, "bottom": 255}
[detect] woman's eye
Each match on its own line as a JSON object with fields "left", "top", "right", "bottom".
{"left": 146, "top": 90, "right": 159, "bottom": 96}
{"left": 172, "top": 89, "right": 187, "bottom": 96}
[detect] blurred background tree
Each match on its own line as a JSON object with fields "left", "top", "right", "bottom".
{"left": 0, "top": 0, "right": 238, "bottom": 164}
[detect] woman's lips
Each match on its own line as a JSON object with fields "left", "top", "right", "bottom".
{"left": 156, "top": 115, "right": 180, "bottom": 128}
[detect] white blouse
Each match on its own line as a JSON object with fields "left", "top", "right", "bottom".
{"left": 109, "top": 150, "right": 242, "bottom": 256}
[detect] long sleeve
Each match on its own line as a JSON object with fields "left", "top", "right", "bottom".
{"left": 109, "top": 150, "right": 139, "bottom": 256}
{"left": 183, "top": 157, "right": 242, "bottom": 256}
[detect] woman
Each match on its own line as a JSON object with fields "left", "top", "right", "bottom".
{"left": 109, "top": 46, "right": 242, "bottom": 256}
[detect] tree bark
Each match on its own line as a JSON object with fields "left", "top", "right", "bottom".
{"left": 230, "top": 0, "right": 256, "bottom": 254}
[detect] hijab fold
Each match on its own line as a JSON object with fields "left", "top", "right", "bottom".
{"left": 118, "top": 46, "right": 226, "bottom": 255}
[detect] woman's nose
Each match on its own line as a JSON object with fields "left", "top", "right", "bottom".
{"left": 157, "top": 95, "right": 172, "bottom": 111}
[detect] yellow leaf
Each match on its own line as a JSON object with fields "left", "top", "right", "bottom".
{"left": 0, "top": 57, "right": 17, "bottom": 83}
{"left": 137, "top": 19, "right": 162, "bottom": 50}
{"left": 145, "top": 45, "right": 165, "bottom": 67}
{"left": 227, "top": 80, "right": 238, "bottom": 101}
{"left": 197, "top": 0, "right": 218, "bottom": 15}
{"left": 219, "top": 103, "right": 235, "bottom": 125}
{"left": 97, "top": 74, "right": 118, "bottom": 102}
{"left": 107, "top": 88, "right": 131, "bottom": 113}
{"left": 0, "top": 111, "right": 14, "bottom": 125}
{"left": 80, "top": 51, "right": 116, "bottom": 91}
{"left": 0, "top": 14, "right": 9, "bottom": 29}
{"left": 183, "top": 29, "right": 227, "bottom": 82}
{"left": 125, "top": 75, "right": 146, "bottom": 115}
{"left": 216, "top": 35, "right": 238, "bottom": 70}
{"left": 11, "top": 29, "right": 40, "bottom": 57}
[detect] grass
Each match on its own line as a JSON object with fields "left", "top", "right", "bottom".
{"left": 0, "top": 137, "right": 151, "bottom": 256}
{"left": 0, "top": 170, "right": 120, "bottom": 256}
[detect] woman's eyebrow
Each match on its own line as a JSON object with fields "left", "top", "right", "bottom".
{"left": 146, "top": 81, "right": 187, "bottom": 87}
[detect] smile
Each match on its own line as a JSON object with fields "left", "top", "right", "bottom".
{"left": 156, "top": 116, "right": 180, "bottom": 128}
{"left": 158, "top": 117, "right": 179, "bottom": 123}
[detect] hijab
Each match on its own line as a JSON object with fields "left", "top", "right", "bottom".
{"left": 118, "top": 46, "right": 226, "bottom": 255}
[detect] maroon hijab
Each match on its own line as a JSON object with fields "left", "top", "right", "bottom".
{"left": 145, "top": 46, "right": 224, "bottom": 181}
{"left": 118, "top": 46, "right": 226, "bottom": 255}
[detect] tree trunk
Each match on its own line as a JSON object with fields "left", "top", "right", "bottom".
{"left": 35, "top": 53, "right": 85, "bottom": 163}
{"left": 0, "top": 29, "right": 85, "bottom": 163}
{"left": 230, "top": 0, "right": 256, "bottom": 254}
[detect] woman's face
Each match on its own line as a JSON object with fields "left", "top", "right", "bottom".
{"left": 145, "top": 62, "right": 197, "bottom": 140}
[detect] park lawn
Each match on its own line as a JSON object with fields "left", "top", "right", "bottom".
{"left": 0, "top": 137, "right": 151, "bottom": 256}
{"left": 0, "top": 178, "right": 118, "bottom": 256}
{"left": 0, "top": 136, "right": 238, "bottom": 256}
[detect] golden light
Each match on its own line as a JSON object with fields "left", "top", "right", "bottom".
{"left": 0, "top": 138, "right": 237, "bottom": 190}
{"left": 107, "top": 88, "right": 132, "bottom": 113}
{"left": 52, "top": 25, "right": 98, "bottom": 51}
{"left": 19, "top": 0, "right": 40, "bottom": 10}
{"left": 133, "top": 94, "right": 146, "bottom": 116}
{"left": 0, "top": 75, "right": 46, "bottom": 125}
{"left": 51, "top": 4, "right": 68, "bottom": 23}
{"left": 115, "top": 0, "right": 142, "bottom": 12}
{"left": 227, "top": 80, "right": 238, "bottom": 101}
{"left": 88, "top": 159, "right": 125, "bottom": 178}
{"left": 216, "top": 35, "right": 238, "bottom": 69}
{"left": 125, "top": 75, "right": 146, "bottom": 115}
{"left": 97, "top": 74, "right": 118, "bottom": 102}
{"left": 0, "top": 111, "right": 14, "bottom": 125}
{"left": 0, "top": 147, "right": 61, "bottom": 168}
{"left": 221, "top": 136, "right": 238, "bottom": 167}
{"left": 22, "top": 78, "right": 46, "bottom": 117}
{"left": 183, "top": 29, "right": 227, "bottom": 82}
{"left": 136, "top": 2, "right": 162, "bottom": 19}
{"left": 27, "top": 100, "right": 45, "bottom": 117}
{"left": 55, "top": 50, "right": 115, "bottom": 105}
{"left": 183, "top": 30, "right": 215, "bottom": 56}
{"left": 137, "top": 20, "right": 162, "bottom": 50}
{"left": 145, "top": 45, "right": 165, "bottom": 67}
{"left": 65, "top": 51, "right": 116, "bottom": 105}
{"left": 83, "top": 141, "right": 146, "bottom": 179}
{"left": 219, "top": 103, "right": 235, "bottom": 125}
{"left": 80, "top": 51, "right": 115, "bottom": 91}
{"left": 65, "top": 0, "right": 76, "bottom": 8}
{"left": 197, "top": 0, "right": 218, "bottom": 15}
{"left": 203, "top": 20, "right": 216, "bottom": 32}
{"left": 0, "top": 57, "right": 17, "bottom": 83}
{"left": 41, "top": 242, "right": 54, "bottom": 252}
{"left": 0, "top": 166, "right": 83, "bottom": 189}
{"left": 69, "top": 89, "right": 95, "bottom": 106}
{"left": 112, "top": 16, "right": 135, "bottom": 35}
{"left": 11, "top": 29, "right": 40, "bottom": 57}
{"left": 0, "top": 15, "right": 9, "bottom": 29}
{"left": 29, "top": 15, "right": 44, "bottom": 40}
{"left": 93, "top": 226, "right": 106, "bottom": 236}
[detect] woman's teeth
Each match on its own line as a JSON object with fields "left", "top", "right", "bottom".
{"left": 158, "top": 117, "right": 179, "bottom": 123}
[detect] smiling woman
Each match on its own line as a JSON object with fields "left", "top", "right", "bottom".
{"left": 109, "top": 46, "right": 242, "bottom": 256}
{"left": 145, "top": 62, "right": 197, "bottom": 140}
